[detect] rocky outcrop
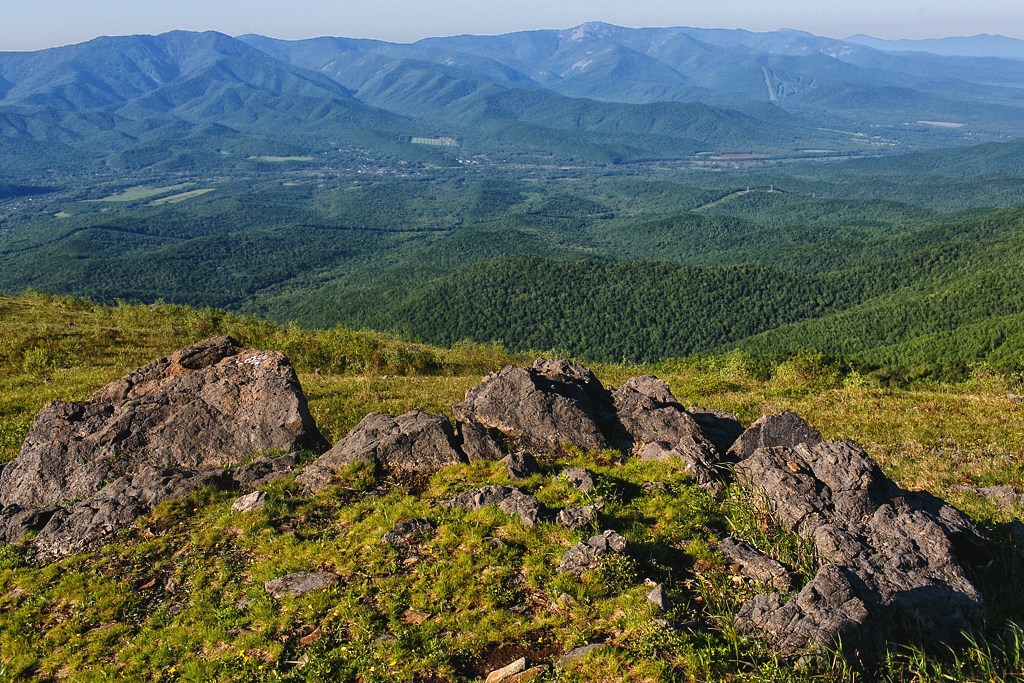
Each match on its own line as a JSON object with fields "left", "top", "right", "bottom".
{"left": 453, "top": 359, "right": 613, "bottom": 452}
{"left": 297, "top": 410, "right": 463, "bottom": 491}
{"left": 727, "top": 411, "right": 822, "bottom": 461}
{"left": 734, "top": 440, "right": 987, "bottom": 661}
{"left": 0, "top": 504, "right": 59, "bottom": 545}
{"left": 0, "top": 336, "right": 325, "bottom": 508}
{"left": 456, "top": 421, "right": 505, "bottom": 461}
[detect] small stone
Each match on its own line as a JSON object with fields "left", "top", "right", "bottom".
{"left": 231, "top": 491, "right": 268, "bottom": 513}
{"left": 646, "top": 583, "right": 671, "bottom": 612}
{"left": 506, "top": 665, "right": 547, "bottom": 682}
{"left": 557, "top": 467, "right": 596, "bottom": 492}
{"left": 557, "top": 530, "right": 627, "bottom": 576}
{"left": 556, "top": 505, "right": 595, "bottom": 530}
{"left": 503, "top": 452, "right": 540, "bottom": 480}
{"left": 652, "top": 618, "right": 671, "bottom": 628}
{"left": 382, "top": 518, "right": 434, "bottom": 548}
{"left": 641, "top": 481, "right": 667, "bottom": 494}
{"left": 401, "top": 608, "right": 431, "bottom": 625}
{"left": 485, "top": 657, "right": 527, "bottom": 683}
{"left": 554, "top": 643, "right": 608, "bottom": 670}
{"left": 264, "top": 571, "right": 339, "bottom": 598}
{"left": 299, "top": 628, "right": 321, "bottom": 646}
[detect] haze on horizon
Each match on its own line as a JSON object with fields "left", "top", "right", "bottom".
{"left": 2, "top": 0, "right": 1023, "bottom": 52}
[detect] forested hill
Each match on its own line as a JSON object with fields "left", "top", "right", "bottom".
{"left": 247, "top": 201, "right": 1024, "bottom": 369}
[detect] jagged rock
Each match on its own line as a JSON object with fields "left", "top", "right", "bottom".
{"left": 734, "top": 440, "right": 987, "bottom": 661}
{"left": 727, "top": 411, "right": 822, "bottom": 461}
{"left": 686, "top": 407, "right": 745, "bottom": 455}
{"left": 231, "top": 491, "right": 268, "bottom": 513}
{"left": 485, "top": 657, "right": 527, "bottom": 683}
{"left": 264, "top": 571, "right": 339, "bottom": 598}
{"left": 297, "top": 410, "right": 463, "bottom": 491}
{"left": 0, "top": 504, "right": 59, "bottom": 544}
{"left": 503, "top": 452, "right": 540, "bottom": 480}
{"left": 448, "top": 485, "right": 520, "bottom": 511}
{"left": 554, "top": 643, "right": 609, "bottom": 669}
{"left": 498, "top": 491, "right": 544, "bottom": 526}
{"left": 611, "top": 378, "right": 717, "bottom": 458}
{"left": 557, "top": 467, "right": 596, "bottom": 493}
{"left": 232, "top": 453, "right": 298, "bottom": 490}
{"left": 557, "top": 530, "right": 627, "bottom": 575}
{"left": 952, "top": 484, "right": 1021, "bottom": 509}
{"left": 33, "top": 466, "right": 230, "bottom": 560}
{"left": 556, "top": 505, "right": 596, "bottom": 530}
{"left": 453, "top": 359, "right": 612, "bottom": 453}
{"left": 445, "top": 483, "right": 549, "bottom": 526}
{"left": 646, "top": 583, "right": 671, "bottom": 612}
{"left": 0, "top": 336, "right": 326, "bottom": 508}
{"left": 457, "top": 421, "right": 505, "bottom": 461}
{"left": 382, "top": 518, "right": 434, "bottom": 548}
{"left": 718, "top": 538, "right": 791, "bottom": 592}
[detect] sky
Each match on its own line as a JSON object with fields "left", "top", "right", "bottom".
{"left": 2, "top": 0, "right": 1023, "bottom": 52}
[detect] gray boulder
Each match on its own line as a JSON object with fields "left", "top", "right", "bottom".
{"left": 231, "top": 491, "right": 268, "bottom": 513}
{"left": 33, "top": 466, "right": 230, "bottom": 561}
{"left": 0, "top": 336, "right": 326, "bottom": 508}
{"left": 734, "top": 440, "right": 986, "bottom": 661}
{"left": 727, "top": 411, "right": 822, "bottom": 461}
{"left": 557, "top": 530, "right": 627, "bottom": 575}
{"left": 503, "top": 452, "right": 540, "bottom": 480}
{"left": 453, "top": 359, "right": 612, "bottom": 453}
{"left": 556, "top": 505, "right": 596, "bottom": 531}
{"left": 637, "top": 441, "right": 719, "bottom": 486}
{"left": 557, "top": 467, "right": 596, "bottom": 493}
{"left": 297, "top": 410, "right": 463, "bottom": 491}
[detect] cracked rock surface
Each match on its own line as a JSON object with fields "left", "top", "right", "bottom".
{"left": 734, "top": 440, "right": 987, "bottom": 661}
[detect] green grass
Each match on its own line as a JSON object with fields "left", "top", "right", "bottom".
{"left": 0, "top": 293, "right": 1022, "bottom": 682}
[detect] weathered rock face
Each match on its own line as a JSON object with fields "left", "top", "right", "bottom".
{"left": 734, "top": 440, "right": 987, "bottom": 661}
{"left": 0, "top": 504, "right": 59, "bottom": 545}
{"left": 718, "top": 538, "right": 791, "bottom": 592}
{"left": 456, "top": 421, "right": 505, "bottom": 461}
{"left": 33, "top": 466, "right": 231, "bottom": 561}
{"left": 297, "top": 410, "right": 463, "bottom": 491}
{"left": 0, "top": 337, "right": 325, "bottom": 508}
{"left": 453, "top": 359, "right": 612, "bottom": 452}
{"left": 727, "top": 411, "right": 822, "bottom": 461}
{"left": 232, "top": 453, "right": 299, "bottom": 491}
{"left": 686, "top": 407, "right": 744, "bottom": 456}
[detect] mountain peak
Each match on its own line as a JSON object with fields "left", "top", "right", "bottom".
{"left": 561, "top": 21, "right": 624, "bottom": 42}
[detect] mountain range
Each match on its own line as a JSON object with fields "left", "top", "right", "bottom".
{"left": 2, "top": 24, "right": 1024, "bottom": 172}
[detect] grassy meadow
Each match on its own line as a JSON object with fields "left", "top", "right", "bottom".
{"left": 0, "top": 292, "right": 1022, "bottom": 682}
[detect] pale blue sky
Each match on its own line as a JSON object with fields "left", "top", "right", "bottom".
{"left": 2, "top": 0, "right": 1023, "bottom": 52}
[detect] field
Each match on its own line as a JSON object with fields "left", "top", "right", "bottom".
{"left": 146, "top": 188, "right": 216, "bottom": 205}
{"left": 84, "top": 185, "right": 192, "bottom": 202}
{"left": 0, "top": 293, "right": 1021, "bottom": 682}
{"left": 248, "top": 157, "right": 317, "bottom": 162}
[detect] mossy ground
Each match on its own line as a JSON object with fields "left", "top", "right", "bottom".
{"left": 0, "top": 293, "right": 1022, "bottom": 682}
